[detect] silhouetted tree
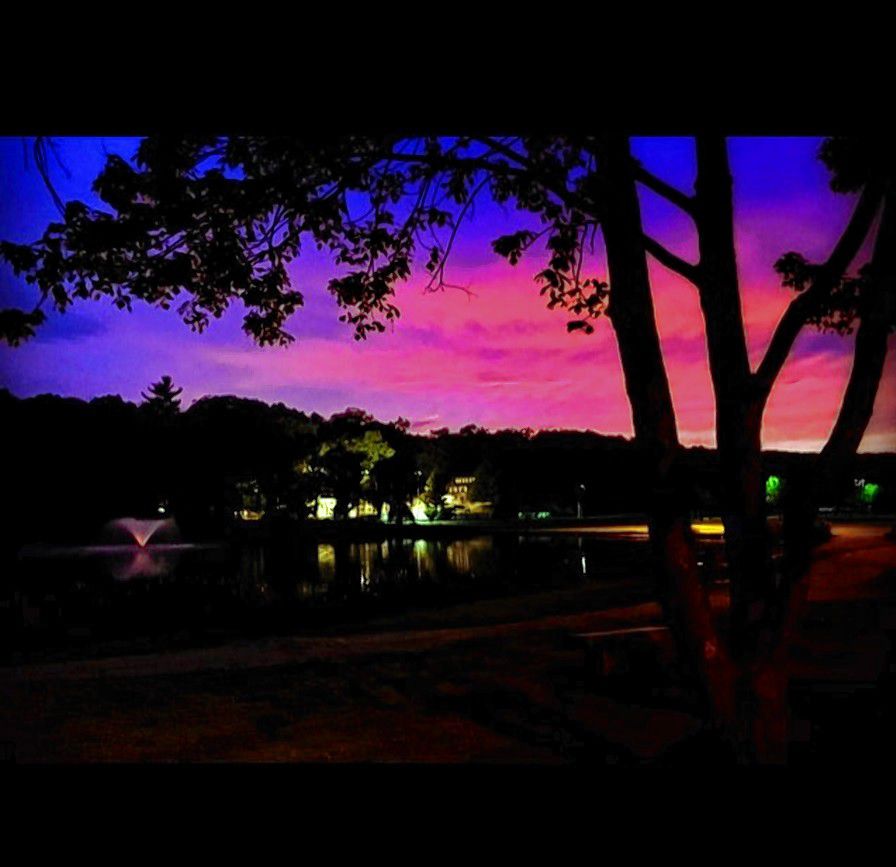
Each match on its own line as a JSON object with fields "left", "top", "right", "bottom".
{"left": 2, "top": 134, "right": 893, "bottom": 762}
{"left": 318, "top": 443, "right": 364, "bottom": 519}
{"left": 141, "top": 375, "right": 183, "bottom": 416}
{"left": 371, "top": 450, "right": 417, "bottom": 523}
{"left": 470, "top": 459, "right": 500, "bottom": 505}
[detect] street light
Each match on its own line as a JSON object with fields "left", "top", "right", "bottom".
{"left": 577, "top": 483, "right": 586, "bottom": 520}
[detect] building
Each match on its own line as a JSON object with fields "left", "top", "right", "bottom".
{"left": 443, "top": 475, "right": 493, "bottom": 517}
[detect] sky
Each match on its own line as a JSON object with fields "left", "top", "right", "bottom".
{"left": 1, "top": 136, "right": 894, "bottom": 452}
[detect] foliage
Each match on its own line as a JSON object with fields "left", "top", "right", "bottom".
{"left": 774, "top": 137, "right": 896, "bottom": 336}
{"left": 820, "top": 137, "right": 894, "bottom": 194}
{"left": 1, "top": 136, "right": 619, "bottom": 347}
{"left": 3, "top": 385, "right": 894, "bottom": 551}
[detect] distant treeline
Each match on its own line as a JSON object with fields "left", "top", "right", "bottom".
{"left": 2, "top": 386, "right": 894, "bottom": 548}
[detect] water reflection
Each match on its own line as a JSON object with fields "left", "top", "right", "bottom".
{"left": 317, "top": 543, "right": 336, "bottom": 583}
{"left": 16, "top": 543, "right": 197, "bottom": 581}
{"left": 10, "top": 532, "right": 722, "bottom": 647}
{"left": 286, "top": 533, "right": 660, "bottom": 604}
{"left": 106, "top": 546, "right": 185, "bottom": 581}
{"left": 16, "top": 534, "right": 683, "bottom": 598}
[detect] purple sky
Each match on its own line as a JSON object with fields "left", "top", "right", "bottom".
{"left": 1, "top": 136, "right": 893, "bottom": 451}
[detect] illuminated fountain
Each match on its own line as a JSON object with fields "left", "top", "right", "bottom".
{"left": 88, "top": 516, "right": 188, "bottom": 578}
{"left": 18, "top": 516, "right": 220, "bottom": 581}
{"left": 103, "top": 517, "right": 180, "bottom": 548}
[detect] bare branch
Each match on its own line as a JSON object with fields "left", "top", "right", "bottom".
{"left": 642, "top": 233, "right": 700, "bottom": 284}
{"left": 424, "top": 176, "right": 490, "bottom": 293}
{"left": 32, "top": 137, "right": 66, "bottom": 215}
{"left": 634, "top": 166, "right": 695, "bottom": 216}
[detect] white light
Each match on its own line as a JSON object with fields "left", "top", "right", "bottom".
{"left": 315, "top": 497, "right": 337, "bottom": 520}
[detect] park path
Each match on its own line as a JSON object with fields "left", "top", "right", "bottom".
{"left": 0, "top": 600, "right": 664, "bottom": 684}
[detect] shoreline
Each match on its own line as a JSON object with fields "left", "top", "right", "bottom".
{"left": 1, "top": 522, "right": 894, "bottom": 762}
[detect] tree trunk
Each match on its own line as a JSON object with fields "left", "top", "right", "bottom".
{"left": 596, "top": 139, "right": 892, "bottom": 763}
{"left": 737, "top": 663, "right": 790, "bottom": 763}
{"left": 596, "top": 135, "right": 740, "bottom": 743}
{"left": 602, "top": 138, "right": 893, "bottom": 761}
{"left": 753, "top": 191, "right": 895, "bottom": 761}
{"left": 772, "top": 191, "right": 895, "bottom": 660}
{"left": 689, "top": 136, "right": 809, "bottom": 760}
{"left": 693, "top": 136, "right": 774, "bottom": 659}
{"left": 649, "top": 503, "right": 739, "bottom": 728}
{"left": 719, "top": 401, "right": 774, "bottom": 657}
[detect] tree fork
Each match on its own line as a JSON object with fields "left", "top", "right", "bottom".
{"left": 597, "top": 135, "right": 737, "bottom": 730}
{"left": 693, "top": 135, "right": 771, "bottom": 658}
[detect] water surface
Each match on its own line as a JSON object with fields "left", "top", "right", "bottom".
{"left": 6, "top": 530, "right": 724, "bottom": 653}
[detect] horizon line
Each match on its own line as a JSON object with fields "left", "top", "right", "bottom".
{"left": 3, "top": 385, "right": 894, "bottom": 457}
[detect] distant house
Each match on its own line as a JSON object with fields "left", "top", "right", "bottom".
{"left": 446, "top": 475, "right": 475, "bottom": 503}
{"left": 443, "top": 475, "right": 493, "bottom": 517}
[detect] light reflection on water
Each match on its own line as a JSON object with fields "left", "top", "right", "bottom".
{"left": 305, "top": 537, "right": 506, "bottom": 595}
{"left": 16, "top": 543, "right": 203, "bottom": 581}
{"left": 10, "top": 533, "right": 723, "bottom": 643}
{"left": 16, "top": 533, "right": 674, "bottom": 594}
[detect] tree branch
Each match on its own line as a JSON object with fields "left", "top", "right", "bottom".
{"left": 642, "top": 233, "right": 700, "bottom": 284}
{"left": 386, "top": 145, "right": 592, "bottom": 219}
{"left": 635, "top": 166, "right": 695, "bottom": 216}
{"left": 423, "top": 176, "right": 490, "bottom": 293}
{"left": 754, "top": 183, "right": 883, "bottom": 397}
{"left": 819, "top": 193, "right": 895, "bottom": 471}
{"left": 764, "top": 192, "right": 895, "bottom": 664}
{"left": 32, "top": 137, "right": 67, "bottom": 216}
{"left": 471, "top": 136, "right": 533, "bottom": 169}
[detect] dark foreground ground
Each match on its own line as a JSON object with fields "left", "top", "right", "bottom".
{"left": 1, "top": 523, "right": 894, "bottom": 764}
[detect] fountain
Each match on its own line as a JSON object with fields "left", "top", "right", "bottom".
{"left": 103, "top": 516, "right": 180, "bottom": 548}
{"left": 17, "top": 515, "right": 221, "bottom": 582}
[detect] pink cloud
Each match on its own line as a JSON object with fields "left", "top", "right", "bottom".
{"left": 4, "top": 138, "right": 891, "bottom": 454}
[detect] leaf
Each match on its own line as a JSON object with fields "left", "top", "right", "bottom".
{"left": 566, "top": 320, "right": 594, "bottom": 334}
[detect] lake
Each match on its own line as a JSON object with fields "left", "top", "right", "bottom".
{"left": 4, "top": 527, "right": 725, "bottom": 655}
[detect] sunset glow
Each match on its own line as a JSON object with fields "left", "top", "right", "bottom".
{"left": 1, "top": 136, "right": 893, "bottom": 452}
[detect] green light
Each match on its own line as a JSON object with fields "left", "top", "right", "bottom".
{"left": 766, "top": 475, "right": 781, "bottom": 504}
{"left": 860, "top": 482, "right": 880, "bottom": 504}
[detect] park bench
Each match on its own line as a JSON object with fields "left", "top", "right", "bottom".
{"left": 570, "top": 625, "right": 672, "bottom": 689}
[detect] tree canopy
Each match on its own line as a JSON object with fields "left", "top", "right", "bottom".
{"left": 4, "top": 136, "right": 891, "bottom": 351}
{"left": 0, "top": 136, "right": 627, "bottom": 346}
